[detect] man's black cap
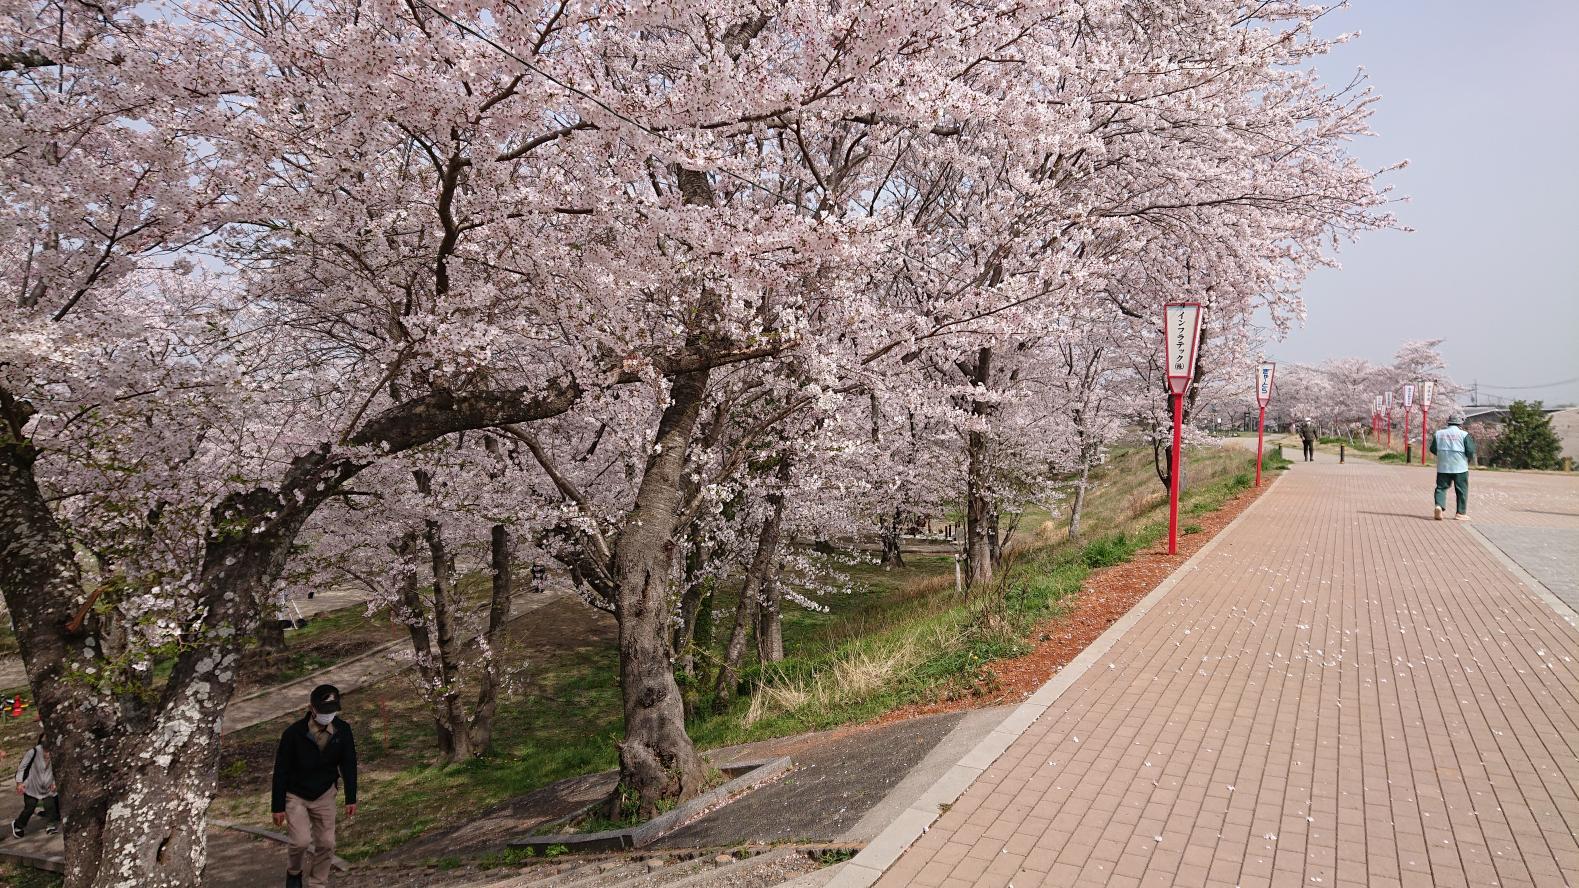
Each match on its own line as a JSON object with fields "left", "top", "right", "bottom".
{"left": 310, "top": 684, "right": 341, "bottom": 713}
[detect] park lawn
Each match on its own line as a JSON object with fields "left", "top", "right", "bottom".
{"left": 208, "top": 441, "right": 1270, "bottom": 864}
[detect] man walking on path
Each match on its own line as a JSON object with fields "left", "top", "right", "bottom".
{"left": 1430, "top": 411, "right": 1476, "bottom": 521}
{"left": 1299, "top": 417, "right": 1318, "bottom": 461}
{"left": 11, "top": 735, "right": 59, "bottom": 838}
{"left": 272, "top": 684, "right": 357, "bottom": 888}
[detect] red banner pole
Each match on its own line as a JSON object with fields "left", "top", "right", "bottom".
{"left": 1421, "top": 407, "right": 1430, "bottom": 465}
{"left": 1255, "top": 404, "right": 1266, "bottom": 487}
{"left": 1385, "top": 410, "right": 1391, "bottom": 448}
{"left": 1169, "top": 392, "right": 1184, "bottom": 555}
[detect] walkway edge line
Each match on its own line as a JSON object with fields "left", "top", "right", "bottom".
{"left": 213, "top": 820, "right": 351, "bottom": 872}
{"left": 1466, "top": 524, "right": 1579, "bottom": 625}
{"left": 824, "top": 476, "right": 1284, "bottom": 888}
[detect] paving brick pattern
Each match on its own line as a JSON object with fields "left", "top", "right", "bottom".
{"left": 875, "top": 458, "right": 1579, "bottom": 888}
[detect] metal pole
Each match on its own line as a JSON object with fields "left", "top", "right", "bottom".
{"left": 1255, "top": 404, "right": 1266, "bottom": 487}
{"left": 1421, "top": 407, "right": 1430, "bottom": 465}
{"left": 1169, "top": 392, "right": 1184, "bottom": 555}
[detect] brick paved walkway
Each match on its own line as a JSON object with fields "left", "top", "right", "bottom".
{"left": 872, "top": 456, "right": 1579, "bottom": 888}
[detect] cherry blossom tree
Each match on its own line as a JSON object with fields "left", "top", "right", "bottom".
{"left": 3, "top": 0, "right": 1403, "bottom": 881}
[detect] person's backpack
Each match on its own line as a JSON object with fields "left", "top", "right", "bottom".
{"left": 20, "top": 746, "right": 38, "bottom": 783}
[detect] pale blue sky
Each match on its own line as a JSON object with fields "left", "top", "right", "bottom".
{"left": 1269, "top": 1, "right": 1579, "bottom": 406}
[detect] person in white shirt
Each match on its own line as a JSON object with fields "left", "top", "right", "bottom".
{"left": 1429, "top": 413, "right": 1476, "bottom": 521}
{"left": 12, "top": 735, "right": 60, "bottom": 838}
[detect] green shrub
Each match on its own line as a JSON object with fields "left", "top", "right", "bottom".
{"left": 1081, "top": 533, "right": 1136, "bottom": 568}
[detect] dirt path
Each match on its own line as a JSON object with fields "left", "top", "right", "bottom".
{"left": 221, "top": 590, "right": 565, "bottom": 734}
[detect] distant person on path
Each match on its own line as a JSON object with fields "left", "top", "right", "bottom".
{"left": 11, "top": 735, "right": 59, "bottom": 838}
{"left": 1299, "top": 418, "right": 1318, "bottom": 461}
{"left": 272, "top": 684, "right": 357, "bottom": 888}
{"left": 1430, "top": 412, "right": 1476, "bottom": 521}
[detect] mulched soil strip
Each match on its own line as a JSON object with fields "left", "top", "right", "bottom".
{"left": 875, "top": 476, "right": 1275, "bottom": 724}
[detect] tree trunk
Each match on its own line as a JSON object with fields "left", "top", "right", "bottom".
{"left": 610, "top": 369, "right": 709, "bottom": 818}
{"left": 257, "top": 616, "right": 287, "bottom": 653}
{"left": 964, "top": 446, "right": 995, "bottom": 589}
{"left": 467, "top": 523, "right": 512, "bottom": 754}
{"left": 674, "top": 532, "right": 710, "bottom": 678}
{"left": 753, "top": 462, "right": 791, "bottom": 665}
{"left": 2, "top": 434, "right": 310, "bottom": 887}
{"left": 424, "top": 515, "right": 473, "bottom": 763}
{"left": 879, "top": 507, "right": 905, "bottom": 567}
{"left": 1068, "top": 459, "right": 1092, "bottom": 541}
{"left": 961, "top": 347, "right": 995, "bottom": 590}
{"left": 755, "top": 573, "right": 784, "bottom": 664}
{"left": 717, "top": 461, "right": 791, "bottom": 703}
{"left": 713, "top": 575, "right": 757, "bottom": 708}
{"left": 986, "top": 507, "right": 1003, "bottom": 567}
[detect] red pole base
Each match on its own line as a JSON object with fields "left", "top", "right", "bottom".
{"left": 1169, "top": 393, "right": 1183, "bottom": 555}
{"left": 1255, "top": 405, "right": 1266, "bottom": 487}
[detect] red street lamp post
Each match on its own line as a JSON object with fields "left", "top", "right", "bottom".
{"left": 1254, "top": 362, "right": 1276, "bottom": 487}
{"left": 1420, "top": 381, "right": 1435, "bottom": 465}
{"left": 1403, "top": 384, "right": 1415, "bottom": 460}
{"left": 1384, "top": 390, "right": 1393, "bottom": 448}
{"left": 1163, "top": 302, "right": 1204, "bottom": 556}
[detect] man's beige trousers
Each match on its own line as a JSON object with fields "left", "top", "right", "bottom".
{"left": 285, "top": 789, "right": 336, "bottom": 887}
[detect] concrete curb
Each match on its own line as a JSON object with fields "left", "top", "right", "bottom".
{"left": 213, "top": 820, "right": 351, "bottom": 871}
{"left": 509, "top": 756, "right": 793, "bottom": 854}
{"left": 824, "top": 476, "right": 1283, "bottom": 888}
{"left": 0, "top": 844, "right": 65, "bottom": 874}
{"left": 1466, "top": 524, "right": 1579, "bottom": 625}
{"left": 0, "top": 820, "right": 344, "bottom": 878}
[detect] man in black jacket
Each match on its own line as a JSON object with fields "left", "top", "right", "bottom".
{"left": 272, "top": 684, "right": 357, "bottom": 888}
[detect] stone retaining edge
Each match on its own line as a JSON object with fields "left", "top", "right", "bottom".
{"left": 508, "top": 755, "right": 794, "bottom": 854}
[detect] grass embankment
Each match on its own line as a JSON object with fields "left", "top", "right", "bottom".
{"left": 694, "top": 444, "right": 1265, "bottom": 746}
{"left": 208, "top": 442, "right": 1276, "bottom": 862}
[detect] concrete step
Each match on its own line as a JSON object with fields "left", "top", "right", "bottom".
{"left": 462, "top": 847, "right": 833, "bottom": 888}
{"left": 584, "top": 855, "right": 710, "bottom": 888}
{"left": 473, "top": 859, "right": 612, "bottom": 888}
{"left": 535, "top": 861, "right": 647, "bottom": 888}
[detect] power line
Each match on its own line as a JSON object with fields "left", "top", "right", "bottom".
{"left": 1476, "top": 375, "right": 1579, "bottom": 391}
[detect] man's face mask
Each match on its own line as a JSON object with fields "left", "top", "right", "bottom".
{"left": 314, "top": 712, "right": 335, "bottom": 726}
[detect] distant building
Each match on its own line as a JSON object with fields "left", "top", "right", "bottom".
{"left": 1550, "top": 407, "right": 1579, "bottom": 464}
{"left": 1458, "top": 403, "right": 1578, "bottom": 468}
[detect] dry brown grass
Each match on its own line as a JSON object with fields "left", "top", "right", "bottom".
{"left": 744, "top": 634, "right": 926, "bottom": 726}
